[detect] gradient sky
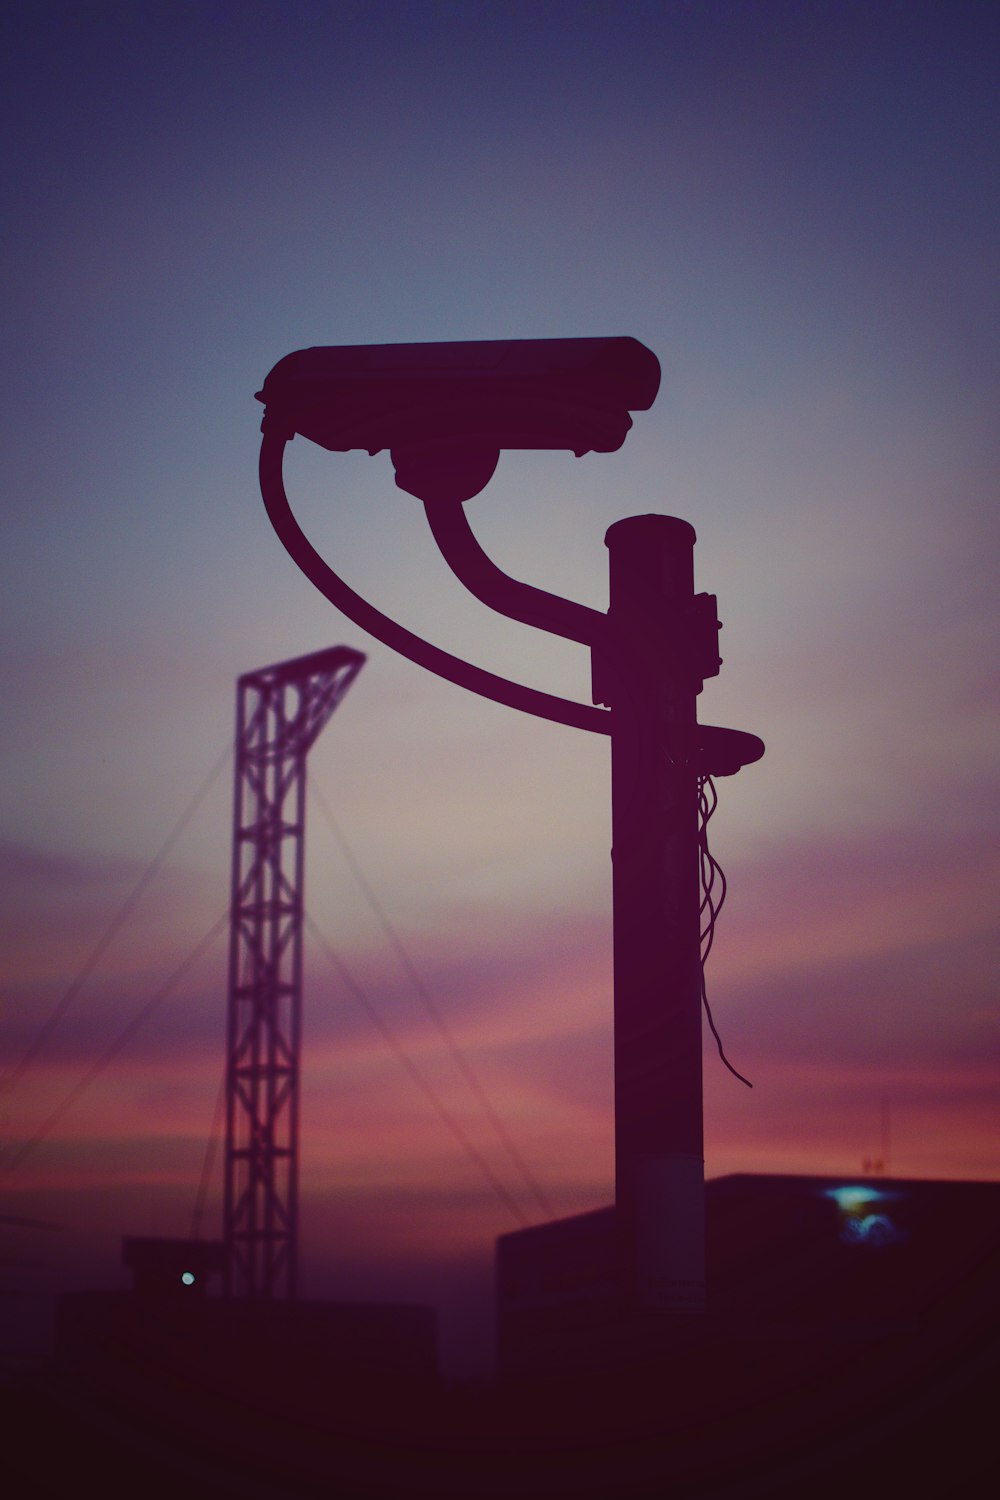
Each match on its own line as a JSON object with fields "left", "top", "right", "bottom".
{"left": 2, "top": 1, "right": 998, "bottom": 1374}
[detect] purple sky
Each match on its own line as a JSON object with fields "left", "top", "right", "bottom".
{"left": 2, "top": 2, "right": 998, "bottom": 1374}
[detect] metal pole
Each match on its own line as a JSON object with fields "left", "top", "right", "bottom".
{"left": 605, "top": 514, "right": 705, "bottom": 1316}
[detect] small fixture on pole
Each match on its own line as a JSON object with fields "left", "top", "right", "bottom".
{"left": 254, "top": 337, "right": 762, "bottom": 1317}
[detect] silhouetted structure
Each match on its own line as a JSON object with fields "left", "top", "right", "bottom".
{"left": 224, "top": 645, "right": 363, "bottom": 1298}
{"left": 51, "top": 1281, "right": 439, "bottom": 1490}
{"left": 122, "top": 1235, "right": 226, "bottom": 1298}
{"left": 34, "top": 1177, "right": 994, "bottom": 1497}
{"left": 255, "top": 337, "right": 763, "bottom": 1318}
{"left": 496, "top": 1173, "right": 1000, "bottom": 1376}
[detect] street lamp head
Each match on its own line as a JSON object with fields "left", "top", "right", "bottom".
{"left": 255, "top": 336, "right": 661, "bottom": 502}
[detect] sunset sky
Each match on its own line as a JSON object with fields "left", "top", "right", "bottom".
{"left": 2, "top": 1, "right": 997, "bottom": 1374}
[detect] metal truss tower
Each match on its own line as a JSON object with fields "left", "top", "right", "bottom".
{"left": 223, "top": 645, "right": 364, "bottom": 1298}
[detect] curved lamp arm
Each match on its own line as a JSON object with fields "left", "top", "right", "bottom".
{"left": 258, "top": 428, "right": 612, "bottom": 735}
{"left": 422, "top": 498, "right": 605, "bottom": 647}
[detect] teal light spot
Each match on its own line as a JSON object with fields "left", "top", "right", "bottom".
{"left": 826, "top": 1185, "right": 886, "bottom": 1213}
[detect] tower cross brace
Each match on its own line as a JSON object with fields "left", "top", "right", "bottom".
{"left": 223, "top": 645, "right": 363, "bottom": 1298}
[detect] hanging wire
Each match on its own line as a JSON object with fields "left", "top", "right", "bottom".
{"left": 2, "top": 912, "right": 230, "bottom": 1172}
{"left": 191, "top": 923, "right": 262, "bottom": 1238}
{"left": 310, "top": 780, "right": 554, "bottom": 1219}
{"left": 190, "top": 1065, "right": 227, "bottom": 1240}
{"left": 697, "top": 774, "right": 752, "bottom": 1089}
{"left": 4, "top": 741, "right": 232, "bottom": 1090}
{"left": 305, "top": 911, "right": 530, "bottom": 1228}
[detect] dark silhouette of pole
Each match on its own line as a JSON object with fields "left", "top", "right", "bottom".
{"left": 255, "top": 338, "right": 764, "bottom": 1324}
{"left": 602, "top": 515, "right": 705, "bottom": 1314}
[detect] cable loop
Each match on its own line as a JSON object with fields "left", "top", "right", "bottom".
{"left": 697, "top": 773, "right": 752, "bottom": 1089}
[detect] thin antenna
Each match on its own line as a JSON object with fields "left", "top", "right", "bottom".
{"left": 863, "top": 1096, "right": 891, "bottom": 1176}
{"left": 881, "top": 1095, "right": 891, "bottom": 1176}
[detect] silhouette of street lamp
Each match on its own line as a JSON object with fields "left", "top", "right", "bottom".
{"left": 255, "top": 337, "right": 763, "bottom": 1319}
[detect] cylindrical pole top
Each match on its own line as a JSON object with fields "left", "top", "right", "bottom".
{"left": 605, "top": 514, "right": 697, "bottom": 551}
{"left": 605, "top": 514, "right": 697, "bottom": 619}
